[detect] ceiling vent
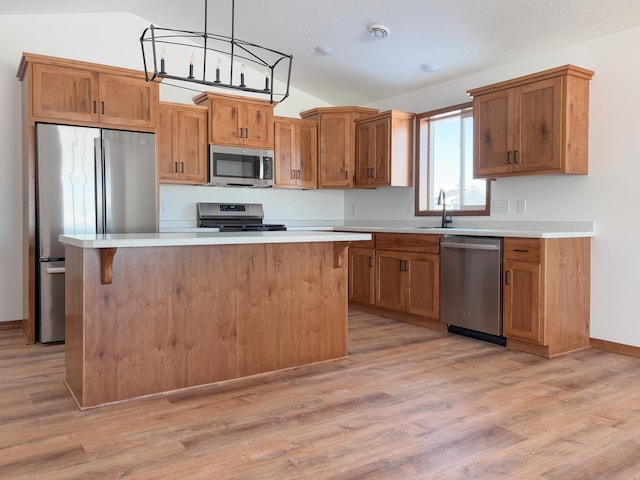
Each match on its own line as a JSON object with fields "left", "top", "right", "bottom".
{"left": 368, "top": 24, "right": 390, "bottom": 39}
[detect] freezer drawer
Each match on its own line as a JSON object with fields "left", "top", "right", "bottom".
{"left": 38, "top": 261, "right": 65, "bottom": 343}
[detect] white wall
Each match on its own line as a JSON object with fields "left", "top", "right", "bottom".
{"left": 347, "top": 26, "right": 640, "bottom": 346}
{"left": 0, "top": 12, "right": 337, "bottom": 323}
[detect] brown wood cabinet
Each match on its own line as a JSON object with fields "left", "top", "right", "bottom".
{"left": 274, "top": 117, "right": 318, "bottom": 189}
{"left": 349, "top": 247, "right": 375, "bottom": 305}
{"left": 469, "top": 65, "right": 593, "bottom": 178}
{"left": 194, "top": 92, "right": 274, "bottom": 149}
{"left": 29, "top": 61, "right": 159, "bottom": 129}
{"left": 355, "top": 110, "right": 414, "bottom": 187}
{"left": 503, "top": 237, "right": 591, "bottom": 357}
{"left": 300, "top": 106, "right": 378, "bottom": 188}
{"left": 157, "top": 102, "right": 208, "bottom": 184}
{"left": 365, "top": 233, "right": 440, "bottom": 320}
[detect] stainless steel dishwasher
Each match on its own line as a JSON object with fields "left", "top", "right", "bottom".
{"left": 440, "top": 236, "right": 505, "bottom": 345}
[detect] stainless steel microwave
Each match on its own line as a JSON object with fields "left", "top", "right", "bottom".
{"left": 208, "top": 145, "right": 274, "bottom": 187}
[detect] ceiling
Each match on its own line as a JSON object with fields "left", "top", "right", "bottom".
{"left": 3, "top": 0, "right": 640, "bottom": 105}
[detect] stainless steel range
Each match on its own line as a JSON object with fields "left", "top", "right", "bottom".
{"left": 197, "top": 203, "right": 287, "bottom": 232}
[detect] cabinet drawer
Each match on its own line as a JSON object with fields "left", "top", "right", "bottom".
{"left": 375, "top": 233, "right": 440, "bottom": 254}
{"left": 504, "top": 238, "right": 541, "bottom": 262}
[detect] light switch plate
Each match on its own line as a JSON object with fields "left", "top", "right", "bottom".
{"left": 517, "top": 199, "right": 527, "bottom": 214}
{"left": 492, "top": 199, "right": 510, "bottom": 214}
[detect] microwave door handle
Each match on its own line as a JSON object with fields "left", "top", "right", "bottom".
{"left": 258, "top": 157, "right": 265, "bottom": 180}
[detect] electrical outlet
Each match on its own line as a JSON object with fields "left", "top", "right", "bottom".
{"left": 517, "top": 199, "right": 527, "bottom": 214}
{"left": 159, "top": 201, "right": 167, "bottom": 213}
{"left": 492, "top": 199, "right": 510, "bottom": 214}
{"left": 351, "top": 204, "right": 358, "bottom": 216}
{"left": 287, "top": 204, "right": 295, "bottom": 214}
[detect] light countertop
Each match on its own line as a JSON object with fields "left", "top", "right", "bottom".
{"left": 331, "top": 225, "right": 594, "bottom": 238}
{"left": 59, "top": 231, "right": 372, "bottom": 249}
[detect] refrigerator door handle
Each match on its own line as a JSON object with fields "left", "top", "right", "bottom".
{"left": 46, "top": 266, "right": 66, "bottom": 274}
{"left": 95, "top": 138, "right": 105, "bottom": 234}
{"left": 103, "top": 138, "right": 113, "bottom": 233}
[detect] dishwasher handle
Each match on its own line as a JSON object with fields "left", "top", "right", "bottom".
{"left": 441, "top": 241, "right": 500, "bottom": 251}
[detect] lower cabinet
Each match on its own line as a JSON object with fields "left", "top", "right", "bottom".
{"left": 349, "top": 247, "right": 375, "bottom": 305}
{"left": 348, "top": 233, "right": 441, "bottom": 325}
{"left": 503, "top": 237, "right": 591, "bottom": 357}
{"left": 347, "top": 232, "right": 591, "bottom": 359}
{"left": 376, "top": 250, "right": 439, "bottom": 318}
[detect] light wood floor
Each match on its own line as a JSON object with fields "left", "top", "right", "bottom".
{"left": 2, "top": 310, "right": 640, "bottom": 479}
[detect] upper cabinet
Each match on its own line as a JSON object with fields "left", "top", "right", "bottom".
{"left": 21, "top": 54, "right": 159, "bottom": 130}
{"left": 300, "top": 106, "right": 378, "bottom": 188}
{"left": 468, "top": 65, "right": 594, "bottom": 179}
{"left": 355, "top": 110, "right": 414, "bottom": 187}
{"left": 158, "top": 102, "right": 208, "bottom": 185}
{"left": 274, "top": 117, "right": 318, "bottom": 189}
{"left": 193, "top": 92, "right": 274, "bottom": 149}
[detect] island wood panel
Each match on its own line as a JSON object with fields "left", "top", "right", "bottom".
{"left": 64, "top": 244, "right": 85, "bottom": 404}
{"left": 235, "top": 243, "right": 348, "bottom": 377}
{"left": 542, "top": 237, "right": 591, "bottom": 356}
{"left": 65, "top": 242, "right": 348, "bottom": 408}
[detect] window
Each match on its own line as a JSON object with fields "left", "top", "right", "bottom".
{"left": 415, "top": 102, "right": 490, "bottom": 216}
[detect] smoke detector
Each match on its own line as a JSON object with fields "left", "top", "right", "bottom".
{"left": 368, "top": 24, "right": 390, "bottom": 39}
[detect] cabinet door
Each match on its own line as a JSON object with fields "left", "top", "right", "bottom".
{"left": 370, "top": 118, "right": 390, "bottom": 186}
{"left": 406, "top": 252, "right": 439, "bottom": 319}
{"left": 375, "top": 250, "right": 405, "bottom": 311}
{"left": 274, "top": 121, "right": 297, "bottom": 186}
{"left": 514, "top": 77, "right": 563, "bottom": 173}
{"left": 157, "top": 106, "right": 178, "bottom": 181}
{"left": 209, "top": 96, "right": 243, "bottom": 145}
{"left": 31, "top": 63, "right": 99, "bottom": 122}
{"left": 177, "top": 108, "right": 207, "bottom": 183}
{"left": 504, "top": 259, "right": 543, "bottom": 344}
{"left": 474, "top": 89, "right": 514, "bottom": 178}
{"left": 349, "top": 248, "right": 375, "bottom": 305}
{"left": 319, "top": 112, "right": 353, "bottom": 188}
{"left": 297, "top": 122, "right": 318, "bottom": 189}
{"left": 158, "top": 105, "right": 207, "bottom": 184}
{"left": 98, "top": 74, "right": 158, "bottom": 128}
{"left": 244, "top": 102, "right": 274, "bottom": 149}
{"left": 355, "top": 122, "right": 373, "bottom": 185}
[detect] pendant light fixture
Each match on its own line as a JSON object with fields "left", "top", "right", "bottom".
{"left": 140, "top": 0, "right": 293, "bottom": 103}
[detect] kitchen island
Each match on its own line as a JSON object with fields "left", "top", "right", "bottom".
{"left": 60, "top": 231, "right": 370, "bottom": 409}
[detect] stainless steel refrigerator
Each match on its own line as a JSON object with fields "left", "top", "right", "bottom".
{"left": 36, "top": 124, "right": 157, "bottom": 343}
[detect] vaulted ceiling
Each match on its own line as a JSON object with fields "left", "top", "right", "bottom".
{"left": 3, "top": 0, "right": 640, "bottom": 104}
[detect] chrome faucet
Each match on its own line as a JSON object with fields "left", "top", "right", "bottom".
{"left": 437, "top": 188, "right": 453, "bottom": 228}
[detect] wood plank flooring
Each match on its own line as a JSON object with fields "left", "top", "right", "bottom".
{"left": 2, "top": 309, "right": 640, "bottom": 479}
